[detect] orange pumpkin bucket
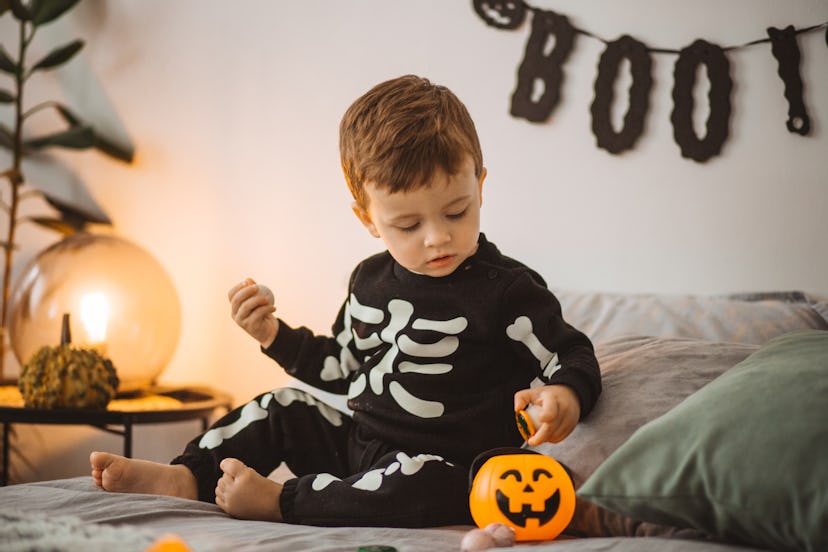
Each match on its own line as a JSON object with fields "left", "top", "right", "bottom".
{"left": 469, "top": 448, "right": 575, "bottom": 541}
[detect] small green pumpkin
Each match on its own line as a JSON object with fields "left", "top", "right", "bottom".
{"left": 18, "top": 314, "right": 119, "bottom": 409}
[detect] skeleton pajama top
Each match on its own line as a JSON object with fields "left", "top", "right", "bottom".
{"left": 264, "top": 234, "right": 601, "bottom": 467}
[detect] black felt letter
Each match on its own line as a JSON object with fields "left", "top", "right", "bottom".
{"left": 670, "top": 39, "right": 733, "bottom": 162}
{"left": 767, "top": 26, "right": 810, "bottom": 135}
{"left": 590, "top": 35, "right": 653, "bottom": 154}
{"left": 510, "top": 10, "right": 576, "bottom": 123}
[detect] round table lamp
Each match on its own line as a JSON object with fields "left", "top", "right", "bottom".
{"left": 8, "top": 233, "right": 181, "bottom": 392}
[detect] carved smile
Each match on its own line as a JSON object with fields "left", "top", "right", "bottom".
{"left": 495, "top": 488, "right": 560, "bottom": 527}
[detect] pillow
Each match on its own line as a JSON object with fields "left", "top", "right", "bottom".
{"left": 555, "top": 289, "right": 828, "bottom": 345}
{"left": 577, "top": 330, "right": 828, "bottom": 552}
{"left": 532, "top": 336, "right": 757, "bottom": 487}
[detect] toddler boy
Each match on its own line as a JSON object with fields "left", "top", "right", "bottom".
{"left": 91, "top": 74, "right": 601, "bottom": 527}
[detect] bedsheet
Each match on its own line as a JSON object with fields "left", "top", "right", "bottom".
{"left": 0, "top": 477, "right": 768, "bottom": 552}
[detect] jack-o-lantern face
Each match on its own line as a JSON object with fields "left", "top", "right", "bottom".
{"left": 469, "top": 452, "right": 575, "bottom": 541}
{"left": 472, "top": 0, "right": 527, "bottom": 30}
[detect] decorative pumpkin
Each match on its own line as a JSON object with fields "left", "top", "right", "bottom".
{"left": 17, "top": 313, "right": 119, "bottom": 409}
{"left": 469, "top": 449, "right": 575, "bottom": 541}
{"left": 18, "top": 344, "right": 119, "bottom": 409}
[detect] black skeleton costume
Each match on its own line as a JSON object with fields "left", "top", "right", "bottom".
{"left": 173, "top": 234, "right": 601, "bottom": 527}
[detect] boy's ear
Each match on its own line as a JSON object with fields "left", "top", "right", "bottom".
{"left": 352, "top": 202, "right": 380, "bottom": 238}
{"left": 478, "top": 167, "right": 487, "bottom": 206}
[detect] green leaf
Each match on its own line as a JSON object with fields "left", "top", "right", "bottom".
{"left": 30, "top": 39, "right": 84, "bottom": 72}
{"left": 58, "top": 107, "right": 134, "bottom": 163}
{"left": 0, "top": 45, "right": 18, "bottom": 75}
{"left": 52, "top": 102, "right": 81, "bottom": 125}
{"left": 24, "top": 125, "right": 96, "bottom": 150}
{"left": 29, "top": 216, "right": 82, "bottom": 235}
{"left": 9, "top": 0, "right": 31, "bottom": 20}
{"left": 50, "top": 105, "right": 134, "bottom": 163}
{"left": 43, "top": 193, "right": 111, "bottom": 225}
{"left": 94, "top": 133, "right": 134, "bottom": 163}
{"left": 0, "top": 89, "right": 14, "bottom": 103}
{"left": 30, "top": 0, "right": 81, "bottom": 26}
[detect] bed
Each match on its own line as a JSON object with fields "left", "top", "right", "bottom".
{"left": 2, "top": 290, "right": 826, "bottom": 552}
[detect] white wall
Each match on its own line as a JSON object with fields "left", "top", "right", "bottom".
{"left": 1, "top": 0, "right": 826, "bottom": 482}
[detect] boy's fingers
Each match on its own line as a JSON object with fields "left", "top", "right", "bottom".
{"left": 227, "top": 280, "right": 247, "bottom": 300}
{"left": 227, "top": 278, "right": 256, "bottom": 301}
{"left": 546, "top": 411, "right": 578, "bottom": 444}
{"left": 513, "top": 388, "right": 537, "bottom": 410}
{"left": 234, "top": 292, "right": 269, "bottom": 321}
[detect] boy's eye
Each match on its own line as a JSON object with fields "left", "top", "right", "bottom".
{"left": 447, "top": 208, "right": 468, "bottom": 220}
{"left": 397, "top": 222, "right": 420, "bottom": 233}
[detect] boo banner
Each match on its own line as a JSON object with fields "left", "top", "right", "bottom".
{"left": 472, "top": 0, "right": 827, "bottom": 163}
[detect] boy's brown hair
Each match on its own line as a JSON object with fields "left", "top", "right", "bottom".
{"left": 339, "top": 75, "right": 484, "bottom": 208}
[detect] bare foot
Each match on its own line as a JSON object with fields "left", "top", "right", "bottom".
{"left": 216, "top": 458, "right": 283, "bottom": 521}
{"left": 90, "top": 451, "right": 198, "bottom": 500}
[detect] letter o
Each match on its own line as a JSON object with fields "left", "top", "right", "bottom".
{"left": 670, "top": 39, "right": 733, "bottom": 162}
{"left": 590, "top": 35, "right": 653, "bottom": 154}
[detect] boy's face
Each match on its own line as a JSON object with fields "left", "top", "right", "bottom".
{"left": 353, "top": 157, "right": 486, "bottom": 278}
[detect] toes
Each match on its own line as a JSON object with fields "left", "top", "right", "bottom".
{"left": 90, "top": 451, "right": 107, "bottom": 469}
{"left": 90, "top": 451, "right": 118, "bottom": 471}
{"left": 219, "top": 458, "right": 246, "bottom": 477}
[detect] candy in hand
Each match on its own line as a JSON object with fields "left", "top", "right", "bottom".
{"left": 257, "top": 284, "right": 274, "bottom": 305}
{"left": 515, "top": 403, "right": 542, "bottom": 440}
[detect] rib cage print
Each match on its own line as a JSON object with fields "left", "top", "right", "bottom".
{"left": 323, "top": 294, "right": 468, "bottom": 419}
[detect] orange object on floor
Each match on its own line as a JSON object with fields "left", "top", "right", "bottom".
{"left": 145, "top": 534, "right": 192, "bottom": 552}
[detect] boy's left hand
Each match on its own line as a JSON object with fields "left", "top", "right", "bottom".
{"left": 514, "top": 385, "right": 581, "bottom": 446}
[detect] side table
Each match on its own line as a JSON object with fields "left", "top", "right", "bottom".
{"left": 0, "top": 386, "right": 232, "bottom": 486}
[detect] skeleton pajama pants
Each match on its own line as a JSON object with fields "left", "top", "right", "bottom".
{"left": 172, "top": 388, "right": 473, "bottom": 527}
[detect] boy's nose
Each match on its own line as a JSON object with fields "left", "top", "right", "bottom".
{"left": 424, "top": 222, "right": 451, "bottom": 247}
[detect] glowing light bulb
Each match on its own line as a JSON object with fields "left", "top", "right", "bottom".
{"left": 80, "top": 292, "right": 110, "bottom": 344}
{"left": 10, "top": 233, "right": 181, "bottom": 390}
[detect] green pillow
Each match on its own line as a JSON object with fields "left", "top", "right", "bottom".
{"left": 578, "top": 330, "right": 828, "bottom": 552}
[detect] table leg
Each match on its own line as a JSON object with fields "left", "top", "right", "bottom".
{"left": 2, "top": 422, "right": 8, "bottom": 486}
{"left": 123, "top": 422, "right": 132, "bottom": 458}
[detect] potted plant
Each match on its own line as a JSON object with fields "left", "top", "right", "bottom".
{"left": 0, "top": 0, "right": 133, "bottom": 386}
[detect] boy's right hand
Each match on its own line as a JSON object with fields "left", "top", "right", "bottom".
{"left": 228, "top": 278, "right": 279, "bottom": 348}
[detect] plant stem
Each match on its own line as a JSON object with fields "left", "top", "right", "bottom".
{"left": 0, "top": 18, "right": 28, "bottom": 382}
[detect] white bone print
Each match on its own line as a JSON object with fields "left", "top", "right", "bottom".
{"left": 310, "top": 452, "right": 451, "bottom": 492}
{"left": 506, "top": 316, "right": 561, "bottom": 378}
{"left": 199, "top": 397, "right": 268, "bottom": 449}
{"left": 368, "top": 299, "right": 413, "bottom": 395}
{"left": 388, "top": 381, "right": 443, "bottom": 418}
{"left": 320, "top": 294, "right": 382, "bottom": 381}
{"left": 198, "top": 389, "right": 342, "bottom": 449}
{"left": 346, "top": 298, "right": 467, "bottom": 418}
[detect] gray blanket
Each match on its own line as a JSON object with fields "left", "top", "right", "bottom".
{"left": 0, "top": 477, "right": 766, "bottom": 552}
